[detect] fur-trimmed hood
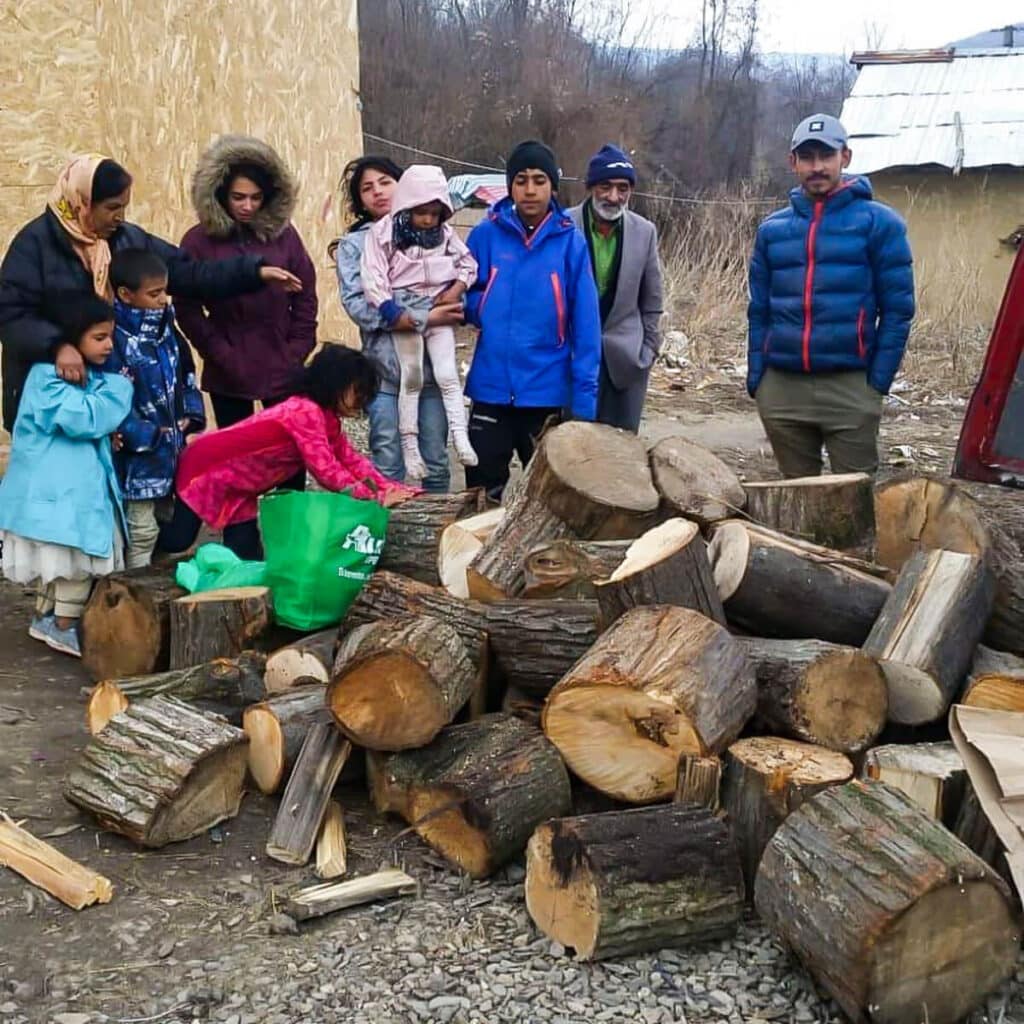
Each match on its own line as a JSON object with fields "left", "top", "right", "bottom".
{"left": 191, "top": 135, "right": 297, "bottom": 242}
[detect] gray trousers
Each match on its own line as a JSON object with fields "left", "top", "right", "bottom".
{"left": 597, "top": 360, "right": 650, "bottom": 433}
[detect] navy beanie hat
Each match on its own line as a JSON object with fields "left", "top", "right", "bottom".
{"left": 506, "top": 140, "right": 560, "bottom": 191}
{"left": 586, "top": 144, "right": 636, "bottom": 187}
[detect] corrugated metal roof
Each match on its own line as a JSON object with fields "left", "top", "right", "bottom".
{"left": 840, "top": 48, "right": 1024, "bottom": 173}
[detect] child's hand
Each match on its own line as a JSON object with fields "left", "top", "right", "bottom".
{"left": 111, "top": 432, "right": 124, "bottom": 452}
{"left": 381, "top": 487, "right": 416, "bottom": 508}
{"left": 55, "top": 344, "right": 86, "bottom": 385}
{"left": 433, "top": 282, "right": 467, "bottom": 307}
{"left": 178, "top": 418, "right": 193, "bottom": 433}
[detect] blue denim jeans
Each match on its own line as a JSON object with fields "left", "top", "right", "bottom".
{"left": 368, "top": 389, "right": 450, "bottom": 493}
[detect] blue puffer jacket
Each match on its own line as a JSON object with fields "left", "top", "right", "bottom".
{"left": 747, "top": 175, "right": 914, "bottom": 396}
{"left": 465, "top": 197, "right": 601, "bottom": 420}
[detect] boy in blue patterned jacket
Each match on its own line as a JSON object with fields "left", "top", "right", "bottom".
{"left": 105, "top": 248, "right": 205, "bottom": 568}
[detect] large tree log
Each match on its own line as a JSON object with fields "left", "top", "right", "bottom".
{"left": 169, "top": 587, "right": 273, "bottom": 670}
{"left": 862, "top": 743, "right": 967, "bottom": 828}
{"left": 81, "top": 568, "right": 186, "bottom": 680}
{"left": 708, "top": 521, "right": 892, "bottom": 645}
{"left": 754, "top": 779, "right": 1019, "bottom": 1024}
{"left": 875, "top": 475, "right": 1024, "bottom": 653}
{"left": 542, "top": 606, "right": 756, "bottom": 803}
{"left": 594, "top": 519, "right": 725, "bottom": 630}
{"left": 721, "top": 737, "right": 853, "bottom": 894}
{"left": 467, "top": 421, "right": 661, "bottom": 602}
{"left": 438, "top": 508, "right": 505, "bottom": 598}
{"left": 525, "top": 804, "right": 744, "bottom": 960}
{"left": 367, "top": 713, "right": 571, "bottom": 878}
{"left": 863, "top": 550, "right": 995, "bottom": 725}
{"left": 521, "top": 539, "right": 629, "bottom": 599}
{"left": 242, "top": 685, "right": 327, "bottom": 795}
{"left": 64, "top": 696, "right": 248, "bottom": 847}
{"left": 264, "top": 631, "right": 336, "bottom": 694}
{"left": 648, "top": 435, "right": 745, "bottom": 526}
{"left": 327, "top": 616, "right": 474, "bottom": 750}
{"left": 737, "top": 637, "right": 887, "bottom": 754}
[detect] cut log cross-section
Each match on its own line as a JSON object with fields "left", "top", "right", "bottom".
{"left": 243, "top": 685, "right": 328, "bottom": 795}
{"left": 542, "top": 606, "right": 756, "bottom": 803}
{"left": 525, "top": 804, "right": 744, "bottom": 960}
{"left": 594, "top": 519, "right": 725, "bottom": 630}
{"left": 862, "top": 743, "right": 967, "bottom": 828}
{"left": 327, "top": 615, "right": 475, "bottom": 751}
{"left": 737, "top": 637, "right": 888, "bottom": 754}
{"left": 169, "top": 587, "right": 273, "bottom": 670}
{"left": 648, "top": 435, "right": 746, "bottom": 526}
{"left": 64, "top": 696, "right": 248, "bottom": 847}
{"left": 521, "top": 539, "right": 629, "bottom": 600}
{"left": 863, "top": 550, "right": 996, "bottom": 725}
{"left": 264, "top": 631, "right": 336, "bottom": 694}
{"left": 754, "top": 779, "right": 1020, "bottom": 1024}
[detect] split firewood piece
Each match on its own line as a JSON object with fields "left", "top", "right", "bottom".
{"left": 708, "top": 521, "right": 892, "bottom": 645}
{"left": 961, "top": 674, "right": 1024, "bottom": 713}
{"left": 169, "top": 587, "right": 273, "bottom": 670}
{"left": 721, "top": 737, "right": 853, "bottom": 893}
{"left": 542, "top": 606, "right": 756, "bottom": 803}
{"left": 314, "top": 801, "right": 347, "bottom": 880}
{"left": 737, "top": 637, "right": 888, "bottom": 754}
{"left": 875, "top": 475, "right": 1024, "bottom": 654}
{"left": 327, "top": 615, "right": 474, "bottom": 751}
{"left": 438, "top": 507, "right": 506, "bottom": 599}
{"left": 467, "top": 421, "right": 661, "bottom": 602}
{"left": 594, "top": 518, "right": 725, "bottom": 630}
{"left": 743, "top": 472, "right": 875, "bottom": 556}
{"left": 379, "top": 489, "right": 487, "bottom": 585}
{"left": 862, "top": 742, "right": 967, "bottom": 828}
{"left": 521, "top": 539, "right": 629, "bottom": 599}
{"left": 675, "top": 755, "right": 722, "bottom": 812}
{"left": 0, "top": 814, "right": 113, "bottom": 910}
{"left": 65, "top": 696, "right": 248, "bottom": 847}
{"left": 525, "top": 804, "right": 743, "bottom": 961}
{"left": 243, "top": 685, "right": 328, "bottom": 795}
{"left": 264, "top": 631, "right": 336, "bottom": 694}
{"left": 282, "top": 868, "right": 417, "bottom": 922}
{"left": 266, "top": 722, "right": 352, "bottom": 866}
{"left": 863, "top": 550, "right": 995, "bottom": 726}
{"left": 648, "top": 435, "right": 746, "bottom": 526}
{"left": 755, "top": 779, "right": 1019, "bottom": 1024}
{"left": 86, "top": 680, "right": 129, "bottom": 735}
{"left": 368, "top": 714, "right": 571, "bottom": 878}
{"left": 81, "top": 567, "right": 186, "bottom": 680}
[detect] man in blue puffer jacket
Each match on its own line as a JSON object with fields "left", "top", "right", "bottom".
{"left": 748, "top": 113, "right": 915, "bottom": 477}
{"left": 464, "top": 140, "right": 601, "bottom": 499}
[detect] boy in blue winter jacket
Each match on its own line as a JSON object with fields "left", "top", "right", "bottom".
{"left": 464, "top": 140, "right": 601, "bottom": 500}
{"left": 748, "top": 114, "right": 914, "bottom": 477}
{"left": 105, "top": 248, "right": 205, "bottom": 568}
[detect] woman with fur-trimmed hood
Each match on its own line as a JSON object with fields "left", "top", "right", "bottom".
{"left": 177, "top": 135, "right": 318, "bottom": 429}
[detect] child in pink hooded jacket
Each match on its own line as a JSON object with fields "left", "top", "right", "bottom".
{"left": 361, "top": 164, "right": 478, "bottom": 481}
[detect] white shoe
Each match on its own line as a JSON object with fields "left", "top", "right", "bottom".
{"left": 454, "top": 434, "right": 479, "bottom": 467}
{"left": 401, "top": 438, "right": 428, "bottom": 482}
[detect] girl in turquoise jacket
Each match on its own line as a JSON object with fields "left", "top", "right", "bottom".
{"left": 0, "top": 294, "right": 133, "bottom": 657}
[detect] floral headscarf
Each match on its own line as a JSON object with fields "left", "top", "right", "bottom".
{"left": 47, "top": 155, "right": 114, "bottom": 299}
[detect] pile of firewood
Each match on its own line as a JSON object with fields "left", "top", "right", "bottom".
{"left": 60, "top": 421, "right": 1024, "bottom": 1024}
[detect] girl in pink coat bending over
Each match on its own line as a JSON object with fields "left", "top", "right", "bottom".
{"left": 360, "top": 164, "right": 478, "bottom": 481}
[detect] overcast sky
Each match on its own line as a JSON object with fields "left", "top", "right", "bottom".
{"left": 627, "top": 0, "right": 1024, "bottom": 55}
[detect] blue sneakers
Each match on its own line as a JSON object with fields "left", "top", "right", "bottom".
{"left": 29, "top": 615, "right": 82, "bottom": 658}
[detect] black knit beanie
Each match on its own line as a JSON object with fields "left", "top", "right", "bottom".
{"left": 505, "top": 140, "right": 560, "bottom": 192}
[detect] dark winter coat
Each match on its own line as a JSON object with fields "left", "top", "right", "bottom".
{"left": 0, "top": 211, "right": 265, "bottom": 431}
{"left": 176, "top": 136, "right": 318, "bottom": 402}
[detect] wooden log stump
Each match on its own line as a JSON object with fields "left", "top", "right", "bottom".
{"left": 862, "top": 742, "right": 967, "bottom": 828}
{"left": 864, "top": 550, "right": 995, "bottom": 725}
{"left": 542, "top": 606, "right": 756, "bottom": 803}
{"left": 264, "top": 631, "right": 336, "bottom": 693}
{"left": 521, "top": 539, "right": 629, "bottom": 599}
{"left": 81, "top": 568, "right": 186, "bottom": 680}
{"left": 743, "top": 472, "right": 875, "bottom": 555}
{"left": 648, "top": 435, "right": 746, "bottom": 526}
{"left": 675, "top": 755, "right": 722, "bottom": 811}
{"left": 708, "top": 521, "right": 892, "bottom": 645}
{"left": 737, "top": 637, "right": 888, "bottom": 754}
{"left": 64, "top": 696, "right": 248, "bottom": 847}
{"left": 467, "top": 421, "right": 660, "bottom": 602}
{"left": 367, "top": 713, "right": 571, "bottom": 878}
{"left": 438, "top": 508, "right": 505, "bottom": 599}
{"left": 721, "top": 737, "right": 853, "bottom": 894}
{"left": 242, "top": 685, "right": 327, "bottom": 795}
{"left": 754, "top": 779, "right": 1019, "bottom": 1024}
{"left": 327, "top": 616, "right": 474, "bottom": 751}
{"left": 525, "top": 804, "right": 744, "bottom": 960}
{"left": 169, "top": 587, "right": 273, "bottom": 670}
{"left": 594, "top": 519, "right": 724, "bottom": 630}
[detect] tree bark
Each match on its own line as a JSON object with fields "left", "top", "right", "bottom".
{"left": 169, "top": 587, "right": 273, "bottom": 670}
{"left": 64, "top": 696, "right": 248, "bottom": 847}
{"left": 754, "top": 779, "right": 1019, "bottom": 1024}
{"left": 521, "top": 539, "right": 629, "bottom": 599}
{"left": 543, "top": 606, "right": 756, "bottom": 803}
{"left": 864, "top": 550, "right": 995, "bottom": 725}
{"left": 264, "top": 631, "right": 336, "bottom": 694}
{"left": 737, "top": 637, "right": 888, "bottom": 754}
{"left": 525, "top": 804, "right": 744, "bottom": 960}
{"left": 675, "top": 755, "right": 722, "bottom": 812}
{"left": 862, "top": 742, "right": 967, "bottom": 828}
{"left": 648, "top": 435, "right": 746, "bottom": 526}
{"left": 242, "top": 685, "right": 328, "bottom": 795}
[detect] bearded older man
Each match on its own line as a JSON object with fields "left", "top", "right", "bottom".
{"left": 569, "top": 144, "right": 663, "bottom": 433}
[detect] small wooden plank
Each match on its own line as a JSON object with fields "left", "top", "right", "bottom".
{"left": 282, "top": 868, "right": 418, "bottom": 921}
{"left": 315, "top": 801, "right": 348, "bottom": 880}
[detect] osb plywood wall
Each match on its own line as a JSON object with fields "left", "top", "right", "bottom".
{"left": 1, "top": 0, "right": 361, "bottom": 340}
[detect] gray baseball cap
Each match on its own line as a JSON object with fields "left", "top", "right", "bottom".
{"left": 791, "top": 114, "right": 848, "bottom": 151}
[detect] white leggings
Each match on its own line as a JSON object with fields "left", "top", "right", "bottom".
{"left": 394, "top": 326, "right": 469, "bottom": 439}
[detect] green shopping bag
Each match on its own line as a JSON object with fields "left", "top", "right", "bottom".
{"left": 258, "top": 489, "right": 390, "bottom": 631}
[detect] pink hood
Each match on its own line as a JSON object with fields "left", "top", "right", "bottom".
{"left": 390, "top": 165, "right": 454, "bottom": 218}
